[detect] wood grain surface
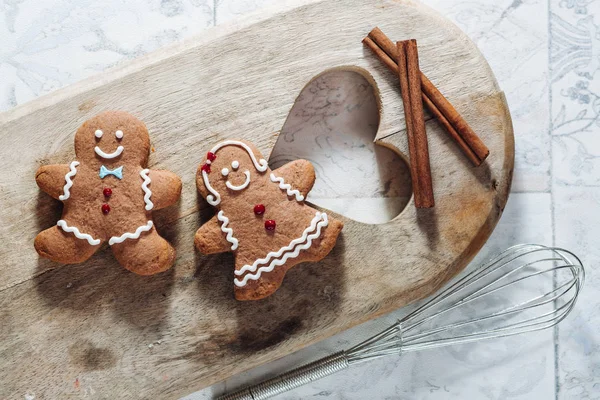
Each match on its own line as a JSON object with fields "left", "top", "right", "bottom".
{"left": 0, "top": 0, "right": 514, "bottom": 398}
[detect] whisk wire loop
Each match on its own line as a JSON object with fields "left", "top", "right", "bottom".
{"left": 351, "top": 244, "right": 584, "bottom": 360}
{"left": 402, "top": 263, "right": 580, "bottom": 345}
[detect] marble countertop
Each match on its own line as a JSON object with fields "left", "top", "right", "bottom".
{"left": 1, "top": 0, "right": 598, "bottom": 398}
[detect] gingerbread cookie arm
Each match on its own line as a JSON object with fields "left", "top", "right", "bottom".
{"left": 35, "top": 164, "right": 72, "bottom": 200}
{"left": 271, "top": 159, "right": 316, "bottom": 198}
{"left": 146, "top": 170, "right": 182, "bottom": 210}
{"left": 195, "top": 215, "right": 233, "bottom": 255}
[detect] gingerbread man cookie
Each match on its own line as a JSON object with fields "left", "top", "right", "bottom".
{"left": 195, "top": 140, "right": 343, "bottom": 300}
{"left": 35, "top": 111, "right": 182, "bottom": 275}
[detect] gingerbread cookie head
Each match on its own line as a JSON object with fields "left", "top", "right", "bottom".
{"left": 197, "top": 140, "right": 269, "bottom": 208}
{"left": 74, "top": 111, "right": 150, "bottom": 168}
{"left": 195, "top": 139, "right": 343, "bottom": 300}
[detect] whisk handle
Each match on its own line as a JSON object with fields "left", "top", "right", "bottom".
{"left": 215, "top": 351, "right": 349, "bottom": 400}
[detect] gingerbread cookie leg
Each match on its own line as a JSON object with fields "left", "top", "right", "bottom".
{"left": 34, "top": 225, "right": 101, "bottom": 264}
{"left": 111, "top": 227, "right": 175, "bottom": 275}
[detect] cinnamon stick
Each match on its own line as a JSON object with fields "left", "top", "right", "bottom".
{"left": 363, "top": 37, "right": 398, "bottom": 74}
{"left": 397, "top": 40, "right": 434, "bottom": 208}
{"left": 369, "top": 27, "right": 400, "bottom": 64}
{"left": 395, "top": 41, "right": 420, "bottom": 207}
{"left": 421, "top": 95, "right": 480, "bottom": 166}
{"left": 364, "top": 27, "right": 489, "bottom": 166}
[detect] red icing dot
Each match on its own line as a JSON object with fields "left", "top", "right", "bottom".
{"left": 101, "top": 204, "right": 111, "bottom": 214}
{"left": 201, "top": 163, "right": 211, "bottom": 173}
{"left": 103, "top": 188, "right": 112, "bottom": 197}
{"left": 207, "top": 152, "right": 216, "bottom": 162}
{"left": 265, "top": 219, "right": 276, "bottom": 231}
{"left": 254, "top": 204, "right": 266, "bottom": 215}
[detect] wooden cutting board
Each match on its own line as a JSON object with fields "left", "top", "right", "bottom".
{"left": 0, "top": 0, "right": 513, "bottom": 398}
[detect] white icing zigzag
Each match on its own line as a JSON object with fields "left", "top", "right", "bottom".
{"left": 234, "top": 212, "right": 328, "bottom": 287}
{"left": 108, "top": 221, "right": 153, "bottom": 245}
{"left": 59, "top": 161, "right": 80, "bottom": 201}
{"left": 57, "top": 219, "right": 101, "bottom": 246}
{"left": 140, "top": 169, "right": 154, "bottom": 211}
{"left": 270, "top": 173, "right": 304, "bottom": 201}
{"left": 217, "top": 210, "right": 238, "bottom": 251}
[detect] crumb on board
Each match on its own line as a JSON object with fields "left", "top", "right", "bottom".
{"left": 25, "top": 394, "right": 35, "bottom": 400}
{"left": 74, "top": 377, "right": 80, "bottom": 389}
{"left": 151, "top": 145, "right": 156, "bottom": 152}
{"left": 78, "top": 100, "right": 96, "bottom": 112}
{"left": 148, "top": 339, "right": 163, "bottom": 349}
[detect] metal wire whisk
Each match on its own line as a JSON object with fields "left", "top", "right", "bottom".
{"left": 216, "top": 244, "right": 585, "bottom": 400}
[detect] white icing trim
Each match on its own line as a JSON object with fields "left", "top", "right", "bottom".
{"left": 95, "top": 145, "right": 124, "bottom": 159}
{"left": 203, "top": 140, "right": 268, "bottom": 206}
{"left": 140, "top": 169, "right": 153, "bottom": 211}
{"left": 234, "top": 212, "right": 329, "bottom": 287}
{"left": 58, "top": 161, "right": 79, "bottom": 201}
{"left": 209, "top": 140, "right": 268, "bottom": 172}
{"left": 234, "top": 211, "right": 324, "bottom": 276}
{"left": 57, "top": 220, "right": 101, "bottom": 246}
{"left": 270, "top": 173, "right": 305, "bottom": 201}
{"left": 231, "top": 160, "right": 240, "bottom": 169}
{"left": 203, "top": 169, "right": 221, "bottom": 206}
{"left": 217, "top": 210, "right": 238, "bottom": 251}
{"left": 226, "top": 170, "right": 251, "bottom": 191}
{"left": 108, "top": 221, "right": 153, "bottom": 245}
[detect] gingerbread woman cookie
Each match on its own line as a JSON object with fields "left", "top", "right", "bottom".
{"left": 35, "top": 111, "right": 182, "bottom": 275}
{"left": 195, "top": 139, "right": 343, "bottom": 300}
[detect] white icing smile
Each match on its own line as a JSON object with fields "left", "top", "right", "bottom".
{"left": 95, "top": 145, "right": 124, "bottom": 159}
{"left": 226, "top": 170, "right": 251, "bottom": 191}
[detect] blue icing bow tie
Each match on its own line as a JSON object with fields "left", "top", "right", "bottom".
{"left": 99, "top": 165, "right": 123, "bottom": 180}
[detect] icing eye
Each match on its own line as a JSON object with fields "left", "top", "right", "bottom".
{"left": 115, "top": 130, "right": 124, "bottom": 139}
{"left": 221, "top": 168, "right": 229, "bottom": 177}
{"left": 231, "top": 161, "right": 240, "bottom": 170}
{"left": 95, "top": 129, "right": 103, "bottom": 138}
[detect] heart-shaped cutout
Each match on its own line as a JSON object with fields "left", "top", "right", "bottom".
{"left": 269, "top": 67, "right": 412, "bottom": 224}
